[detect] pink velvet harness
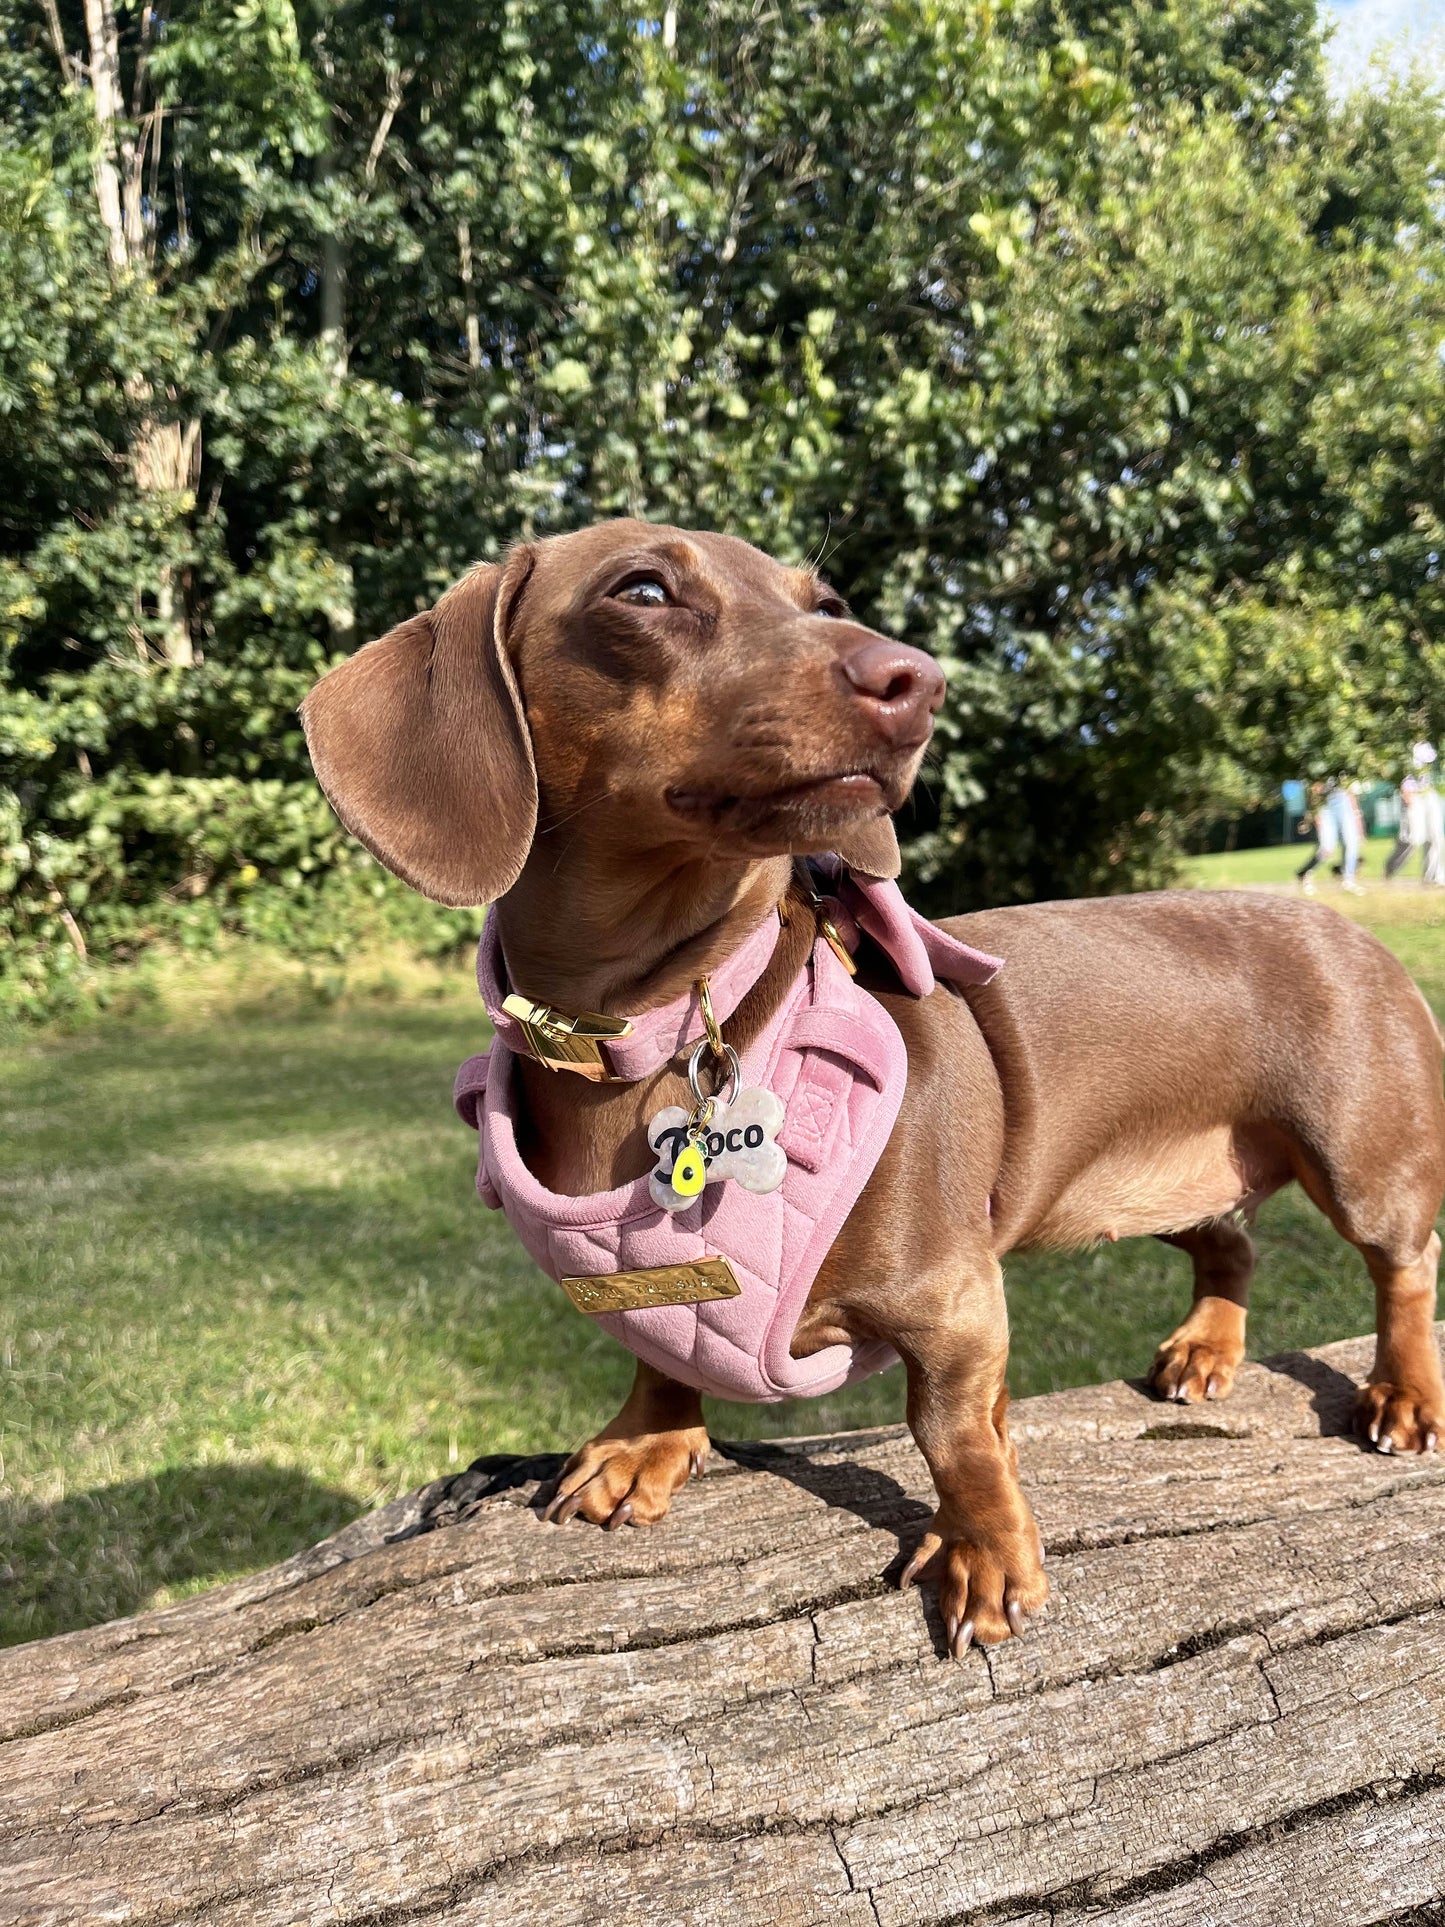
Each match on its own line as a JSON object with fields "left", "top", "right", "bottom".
{"left": 454, "top": 869, "right": 1001, "bottom": 1402}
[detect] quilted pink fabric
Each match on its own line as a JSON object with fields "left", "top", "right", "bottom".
{"left": 454, "top": 873, "right": 1001, "bottom": 1402}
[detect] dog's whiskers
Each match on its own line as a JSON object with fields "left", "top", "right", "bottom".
{"left": 538, "top": 789, "right": 616, "bottom": 838}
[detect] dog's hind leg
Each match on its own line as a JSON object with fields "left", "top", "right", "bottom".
{"left": 1353, "top": 1232, "right": 1443, "bottom": 1454}
{"left": 1289, "top": 1062, "right": 1445, "bottom": 1454}
{"left": 1148, "top": 1215, "right": 1257, "bottom": 1404}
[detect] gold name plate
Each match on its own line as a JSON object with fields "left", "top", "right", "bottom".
{"left": 559, "top": 1256, "right": 742, "bottom": 1315}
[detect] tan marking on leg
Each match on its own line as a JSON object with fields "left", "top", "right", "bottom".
{"left": 543, "top": 1360, "right": 709, "bottom": 1528}
{"left": 1150, "top": 1216, "right": 1255, "bottom": 1404}
{"left": 896, "top": 1256, "right": 1048, "bottom": 1653}
{"left": 1354, "top": 1232, "right": 1444, "bottom": 1455}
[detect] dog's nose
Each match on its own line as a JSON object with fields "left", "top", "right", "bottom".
{"left": 839, "top": 638, "right": 946, "bottom": 745}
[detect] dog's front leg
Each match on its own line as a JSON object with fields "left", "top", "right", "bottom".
{"left": 542, "top": 1360, "right": 709, "bottom": 1530}
{"left": 896, "top": 1254, "right": 1048, "bottom": 1654}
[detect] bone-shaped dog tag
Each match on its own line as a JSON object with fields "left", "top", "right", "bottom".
{"left": 647, "top": 1087, "right": 787, "bottom": 1214}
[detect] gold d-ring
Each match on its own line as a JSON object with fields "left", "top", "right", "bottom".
{"left": 697, "top": 976, "right": 726, "bottom": 1060}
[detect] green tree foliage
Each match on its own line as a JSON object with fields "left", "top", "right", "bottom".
{"left": 2, "top": 0, "right": 1443, "bottom": 1007}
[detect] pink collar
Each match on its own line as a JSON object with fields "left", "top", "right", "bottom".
{"left": 477, "top": 908, "right": 784, "bottom": 1082}
{"left": 476, "top": 864, "right": 1001, "bottom": 1085}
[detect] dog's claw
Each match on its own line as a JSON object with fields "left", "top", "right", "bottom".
{"left": 1354, "top": 1383, "right": 1443, "bottom": 1456}
{"left": 1150, "top": 1331, "right": 1244, "bottom": 1409}
{"left": 903, "top": 1516, "right": 1046, "bottom": 1655}
{"left": 537, "top": 1425, "right": 708, "bottom": 1529}
{"left": 900, "top": 1534, "right": 941, "bottom": 1590}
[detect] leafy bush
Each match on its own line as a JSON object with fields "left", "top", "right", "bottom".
{"left": 2, "top": 1, "right": 1443, "bottom": 1012}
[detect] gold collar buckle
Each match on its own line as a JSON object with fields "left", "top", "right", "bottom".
{"left": 501, "top": 994, "right": 635, "bottom": 1081}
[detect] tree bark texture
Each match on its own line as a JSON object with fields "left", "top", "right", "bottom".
{"left": 3, "top": 1331, "right": 1444, "bottom": 1926}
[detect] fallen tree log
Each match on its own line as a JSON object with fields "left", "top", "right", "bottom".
{"left": 3, "top": 1331, "right": 1445, "bottom": 1927}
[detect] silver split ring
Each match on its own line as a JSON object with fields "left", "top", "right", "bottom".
{"left": 687, "top": 1038, "right": 741, "bottom": 1111}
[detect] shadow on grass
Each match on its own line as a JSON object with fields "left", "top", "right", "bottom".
{"left": 0, "top": 1461, "right": 361, "bottom": 1648}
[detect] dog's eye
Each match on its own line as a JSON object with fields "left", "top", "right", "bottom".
{"left": 816, "top": 597, "right": 849, "bottom": 620}
{"left": 613, "top": 578, "right": 672, "bottom": 608}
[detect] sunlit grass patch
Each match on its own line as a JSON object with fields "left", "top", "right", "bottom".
{"left": 2, "top": 878, "right": 1440, "bottom": 1645}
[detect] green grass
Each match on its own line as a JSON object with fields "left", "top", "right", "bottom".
{"left": 3, "top": 859, "right": 1442, "bottom": 1645}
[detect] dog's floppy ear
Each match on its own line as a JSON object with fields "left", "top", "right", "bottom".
{"left": 833, "top": 815, "right": 902, "bottom": 880}
{"left": 300, "top": 549, "right": 537, "bottom": 906}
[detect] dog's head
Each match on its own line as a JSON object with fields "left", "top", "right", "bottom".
{"left": 300, "top": 519, "right": 944, "bottom": 906}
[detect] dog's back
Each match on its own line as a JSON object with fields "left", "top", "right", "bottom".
{"left": 940, "top": 890, "right": 1444, "bottom": 1259}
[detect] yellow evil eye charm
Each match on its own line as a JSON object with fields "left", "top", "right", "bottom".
{"left": 671, "top": 1141, "right": 708, "bottom": 1199}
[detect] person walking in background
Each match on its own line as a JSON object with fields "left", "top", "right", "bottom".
{"left": 1386, "top": 744, "right": 1443, "bottom": 884}
{"left": 1297, "top": 780, "right": 1332, "bottom": 893}
{"left": 1424, "top": 775, "right": 1445, "bottom": 886}
{"left": 1296, "top": 780, "right": 1329, "bottom": 892}
{"left": 1386, "top": 761, "right": 1428, "bottom": 878}
{"left": 1343, "top": 782, "right": 1368, "bottom": 891}
{"left": 1298, "top": 779, "right": 1365, "bottom": 895}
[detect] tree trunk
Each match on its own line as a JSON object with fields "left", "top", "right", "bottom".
{"left": 314, "top": 110, "right": 353, "bottom": 648}
{"left": 131, "top": 415, "right": 202, "bottom": 665}
{"left": 79, "top": 0, "right": 130, "bottom": 273}
{"left": 459, "top": 218, "right": 482, "bottom": 370}
{"left": 73, "top": 0, "right": 201, "bottom": 667}
{"left": 3, "top": 1331, "right": 1443, "bottom": 1926}
{"left": 316, "top": 134, "right": 348, "bottom": 378}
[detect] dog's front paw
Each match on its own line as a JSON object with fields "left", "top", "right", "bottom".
{"left": 899, "top": 1512, "right": 1049, "bottom": 1656}
{"left": 1149, "top": 1325, "right": 1244, "bottom": 1403}
{"left": 541, "top": 1425, "right": 709, "bottom": 1529}
{"left": 1353, "top": 1382, "right": 1441, "bottom": 1455}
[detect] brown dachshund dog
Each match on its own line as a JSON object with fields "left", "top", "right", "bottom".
{"left": 302, "top": 519, "right": 1445, "bottom": 1653}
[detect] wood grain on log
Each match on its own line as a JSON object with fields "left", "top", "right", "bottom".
{"left": 3, "top": 1332, "right": 1444, "bottom": 1926}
